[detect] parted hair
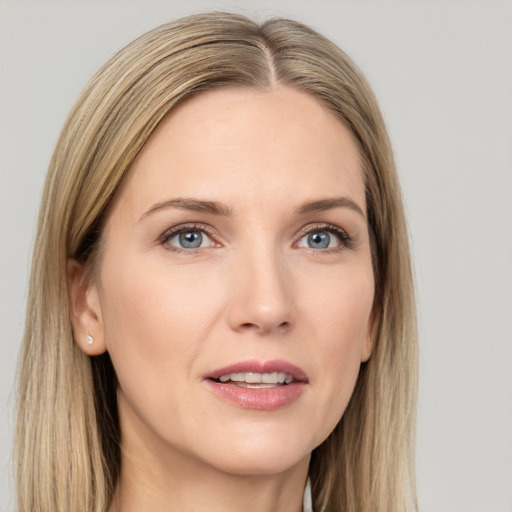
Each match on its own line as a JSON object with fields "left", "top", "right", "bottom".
{"left": 16, "top": 12, "right": 417, "bottom": 512}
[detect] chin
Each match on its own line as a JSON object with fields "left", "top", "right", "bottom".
{"left": 212, "top": 450, "right": 309, "bottom": 477}
{"left": 193, "top": 427, "right": 315, "bottom": 476}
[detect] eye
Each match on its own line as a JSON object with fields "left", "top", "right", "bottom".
{"left": 161, "top": 225, "right": 217, "bottom": 251}
{"left": 298, "top": 230, "right": 337, "bottom": 250}
{"left": 305, "top": 231, "right": 333, "bottom": 249}
{"left": 296, "top": 225, "right": 352, "bottom": 251}
{"left": 170, "top": 230, "right": 208, "bottom": 249}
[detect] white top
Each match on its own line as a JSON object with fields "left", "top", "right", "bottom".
{"left": 303, "top": 478, "right": 313, "bottom": 512}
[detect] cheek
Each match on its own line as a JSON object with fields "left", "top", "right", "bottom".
{"left": 301, "top": 262, "right": 374, "bottom": 352}
{"left": 101, "top": 254, "right": 218, "bottom": 338}
{"left": 300, "top": 267, "right": 374, "bottom": 443}
{"left": 97, "top": 256, "right": 222, "bottom": 401}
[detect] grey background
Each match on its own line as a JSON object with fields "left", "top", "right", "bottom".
{"left": 1, "top": 1, "right": 511, "bottom": 511}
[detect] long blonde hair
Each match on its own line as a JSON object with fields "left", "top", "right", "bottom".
{"left": 16, "top": 12, "right": 417, "bottom": 512}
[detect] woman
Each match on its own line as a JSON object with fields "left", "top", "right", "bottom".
{"left": 16, "top": 11, "right": 417, "bottom": 512}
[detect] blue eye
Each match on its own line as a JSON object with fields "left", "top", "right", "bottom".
{"left": 178, "top": 231, "right": 203, "bottom": 248}
{"left": 297, "top": 226, "right": 350, "bottom": 250}
{"left": 307, "top": 231, "right": 331, "bottom": 249}
{"left": 165, "top": 228, "right": 213, "bottom": 250}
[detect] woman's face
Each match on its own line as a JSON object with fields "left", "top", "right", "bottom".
{"left": 79, "top": 86, "right": 375, "bottom": 476}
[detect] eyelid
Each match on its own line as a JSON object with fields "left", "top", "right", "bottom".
{"left": 294, "top": 223, "right": 354, "bottom": 250}
{"left": 158, "top": 222, "right": 221, "bottom": 252}
{"left": 157, "top": 221, "right": 354, "bottom": 254}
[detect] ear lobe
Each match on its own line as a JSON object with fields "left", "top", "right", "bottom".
{"left": 67, "top": 259, "right": 107, "bottom": 356}
{"left": 361, "top": 334, "right": 373, "bottom": 363}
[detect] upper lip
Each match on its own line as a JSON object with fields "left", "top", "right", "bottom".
{"left": 206, "top": 359, "right": 309, "bottom": 383}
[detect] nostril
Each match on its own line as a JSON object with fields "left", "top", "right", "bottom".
{"left": 238, "top": 320, "right": 291, "bottom": 334}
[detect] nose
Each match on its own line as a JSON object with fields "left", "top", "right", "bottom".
{"left": 227, "top": 244, "right": 295, "bottom": 336}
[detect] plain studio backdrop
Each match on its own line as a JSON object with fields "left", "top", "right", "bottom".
{"left": 0, "top": 1, "right": 511, "bottom": 511}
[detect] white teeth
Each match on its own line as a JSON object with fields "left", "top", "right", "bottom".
{"left": 262, "top": 372, "right": 279, "bottom": 384}
{"left": 218, "top": 372, "right": 294, "bottom": 385}
{"left": 245, "top": 372, "right": 261, "bottom": 383}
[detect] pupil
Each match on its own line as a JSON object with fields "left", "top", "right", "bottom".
{"left": 179, "top": 231, "right": 202, "bottom": 248}
{"left": 308, "top": 232, "right": 330, "bottom": 249}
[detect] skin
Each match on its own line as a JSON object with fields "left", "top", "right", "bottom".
{"left": 69, "top": 86, "right": 375, "bottom": 512}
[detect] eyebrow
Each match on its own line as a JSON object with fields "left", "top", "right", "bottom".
{"left": 140, "top": 198, "right": 233, "bottom": 221}
{"left": 139, "top": 196, "right": 365, "bottom": 222}
{"left": 296, "top": 197, "right": 366, "bottom": 219}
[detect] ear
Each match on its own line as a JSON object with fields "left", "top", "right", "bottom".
{"left": 361, "top": 307, "right": 379, "bottom": 362}
{"left": 67, "top": 259, "right": 107, "bottom": 356}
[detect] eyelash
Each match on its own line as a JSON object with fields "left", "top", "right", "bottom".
{"left": 158, "top": 222, "right": 354, "bottom": 254}
{"left": 295, "top": 223, "right": 354, "bottom": 254}
{"left": 158, "top": 223, "right": 218, "bottom": 254}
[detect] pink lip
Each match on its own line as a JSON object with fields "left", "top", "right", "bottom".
{"left": 204, "top": 359, "right": 308, "bottom": 411}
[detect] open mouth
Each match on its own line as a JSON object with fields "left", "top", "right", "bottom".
{"left": 211, "top": 371, "right": 295, "bottom": 388}
{"left": 204, "top": 360, "right": 308, "bottom": 409}
{"left": 205, "top": 374, "right": 306, "bottom": 409}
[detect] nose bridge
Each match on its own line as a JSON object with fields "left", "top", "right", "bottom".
{"left": 228, "top": 232, "right": 294, "bottom": 334}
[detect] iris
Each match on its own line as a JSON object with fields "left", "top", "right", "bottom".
{"left": 179, "top": 231, "right": 203, "bottom": 248}
{"left": 307, "top": 231, "right": 331, "bottom": 249}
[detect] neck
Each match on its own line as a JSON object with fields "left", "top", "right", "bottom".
{"left": 111, "top": 449, "right": 309, "bottom": 512}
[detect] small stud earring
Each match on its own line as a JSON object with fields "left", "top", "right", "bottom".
{"left": 86, "top": 334, "right": 94, "bottom": 345}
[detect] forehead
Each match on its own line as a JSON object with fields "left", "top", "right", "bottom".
{"left": 111, "top": 85, "right": 365, "bottom": 218}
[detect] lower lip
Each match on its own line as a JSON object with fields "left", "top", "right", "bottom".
{"left": 204, "top": 380, "right": 306, "bottom": 410}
